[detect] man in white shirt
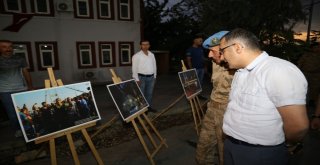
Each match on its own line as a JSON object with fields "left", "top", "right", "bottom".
{"left": 219, "top": 28, "right": 309, "bottom": 165}
{"left": 132, "top": 40, "right": 157, "bottom": 112}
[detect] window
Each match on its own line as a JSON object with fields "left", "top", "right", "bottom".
{"left": 12, "top": 42, "right": 34, "bottom": 72}
{"left": 99, "top": 42, "right": 115, "bottom": 67}
{"left": 97, "top": 0, "right": 114, "bottom": 20}
{"left": 35, "top": 42, "right": 59, "bottom": 70}
{"left": 117, "top": 0, "right": 133, "bottom": 21}
{"left": 30, "top": 0, "right": 54, "bottom": 16}
{"left": 0, "top": 0, "right": 27, "bottom": 13}
{"left": 75, "top": 0, "right": 93, "bottom": 19}
{"left": 119, "top": 42, "right": 133, "bottom": 66}
{"left": 76, "top": 42, "right": 96, "bottom": 68}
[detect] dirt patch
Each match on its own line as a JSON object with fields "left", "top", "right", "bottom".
{"left": 11, "top": 112, "right": 195, "bottom": 161}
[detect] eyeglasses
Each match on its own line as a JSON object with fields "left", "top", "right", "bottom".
{"left": 219, "top": 43, "right": 236, "bottom": 55}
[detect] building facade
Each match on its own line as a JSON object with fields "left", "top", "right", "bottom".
{"left": 0, "top": 0, "right": 142, "bottom": 87}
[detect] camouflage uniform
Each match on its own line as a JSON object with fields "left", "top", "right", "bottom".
{"left": 196, "top": 62, "right": 234, "bottom": 165}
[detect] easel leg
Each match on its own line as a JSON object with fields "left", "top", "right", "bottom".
{"left": 81, "top": 129, "right": 104, "bottom": 165}
{"left": 190, "top": 99, "right": 199, "bottom": 135}
{"left": 142, "top": 113, "right": 168, "bottom": 148}
{"left": 195, "top": 96, "right": 205, "bottom": 116}
{"left": 132, "top": 120, "right": 155, "bottom": 165}
{"left": 193, "top": 99, "right": 202, "bottom": 126}
{"left": 66, "top": 133, "right": 80, "bottom": 165}
{"left": 137, "top": 116, "right": 157, "bottom": 148}
{"left": 49, "top": 139, "right": 57, "bottom": 165}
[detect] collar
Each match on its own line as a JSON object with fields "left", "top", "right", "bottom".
{"left": 245, "top": 51, "right": 269, "bottom": 71}
{"left": 140, "top": 50, "right": 149, "bottom": 56}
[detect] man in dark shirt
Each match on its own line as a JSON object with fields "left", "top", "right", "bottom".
{"left": 186, "top": 34, "right": 205, "bottom": 85}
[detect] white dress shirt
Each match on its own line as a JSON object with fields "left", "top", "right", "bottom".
{"left": 223, "top": 51, "right": 307, "bottom": 145}
{"left": 132, "top": 50, "right": 157, "bottom": 81}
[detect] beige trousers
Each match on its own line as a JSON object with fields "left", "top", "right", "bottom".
{"left": 196, "top": 101, "right": 227, "bottom": 165}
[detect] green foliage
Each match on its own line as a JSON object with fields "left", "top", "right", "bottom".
{"left": 197, "top": 0, "right": 309, "bottom": 62}
{"left": 142, "top": 0, "right": 201, "bottom": 52}
{"left": 142, "top": 0, "right": 309, "bottom": 62}
{"left": 142, "top": 0, "right": 169, "bottom": 49}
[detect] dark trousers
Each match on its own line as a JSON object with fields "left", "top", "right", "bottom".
{"left": 0, "top": 91, "right": 22, "bottom": 130}
{"left": 224, "top": 138, "right": 288, "bottom": 165}
{"left": 196, "top": 68, "right": 204, "bottom": 85}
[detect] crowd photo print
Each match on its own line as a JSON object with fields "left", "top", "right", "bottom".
{"left": 11, "top": 82, "right": 101, "bottom": 142}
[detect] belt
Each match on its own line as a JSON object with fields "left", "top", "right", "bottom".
{"left": 226, "top": 135, "right": 284, "bottom": 147}
{"left": 138, "top": 73, "right": 154, "bottom": 77}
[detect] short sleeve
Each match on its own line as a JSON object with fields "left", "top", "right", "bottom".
{"left": 265, "top": 64, "right": 307, "bottom": 107}
{"left": 185, "top": 48, "right": 192, "bottom": 57}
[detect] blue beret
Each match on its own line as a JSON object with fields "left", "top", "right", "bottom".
{"left": 202, "top": 31, "right": 229, "bottom": 49}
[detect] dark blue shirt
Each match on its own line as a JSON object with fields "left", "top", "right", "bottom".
{"left": 186, "top": 47, "right": 205, "bottom": 69}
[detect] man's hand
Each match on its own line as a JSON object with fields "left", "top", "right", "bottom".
{"left": 311, "top": 118, "right": 320, "bottom": 129}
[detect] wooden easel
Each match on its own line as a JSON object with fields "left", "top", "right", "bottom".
{"left": 34, "top": 68, "right": 104, "bottom": 165}
{"left": 181, "top": 60, "right": 205, "bottom": 135}
{"left": 109, "top": 69, "right": 168, "bottom": 165}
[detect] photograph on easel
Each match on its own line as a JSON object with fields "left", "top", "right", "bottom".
{"left": 11, "top": 81, "right": 101, "bottom": 142}
{"left": 178, "top": 68, "right": 202, "bottom": 99}
{"left": 107, "top": 79, "right": 149, "bottom": 121}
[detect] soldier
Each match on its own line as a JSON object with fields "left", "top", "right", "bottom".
{"left": 196, "top": 31, "right": 234, "bottom": 165}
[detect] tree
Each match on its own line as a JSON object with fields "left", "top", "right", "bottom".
{"left": 142, "top": 0, "right": 169, "bottom": 50}
{"left": 197, "top": 0, "right": 307, "bottom": 62}
{"left": 142, "top": 0, "right": 201, "bottom": 51}
{"left": 142, "top": 0, "right": 206, "bottom": 72}
{"left": 142, "top": 0, "right": 308, "bottom": 63}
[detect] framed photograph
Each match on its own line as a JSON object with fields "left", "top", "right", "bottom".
{"left": 11, "top": 82, "right": 101, "bottom": 142}
{"left": 178, "top": 69, "right": 202, "bottom": 99}
{"left": 107, "top": 79, "right": 149, "bottom": 122}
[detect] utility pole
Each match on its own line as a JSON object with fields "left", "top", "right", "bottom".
{"left": 306, "top": 0, "right": 314, "bottom": 44}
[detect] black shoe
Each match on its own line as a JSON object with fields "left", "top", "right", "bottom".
{"left": 148, "top": 107, "right": 157, "bottom": 113}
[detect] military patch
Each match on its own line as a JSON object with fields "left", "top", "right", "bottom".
{"left": 210, "top": 38, "right": 219, "bottom": 46}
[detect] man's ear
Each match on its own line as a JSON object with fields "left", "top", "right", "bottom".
{"left": 235, "top": 43, "right": 244, "bottom": 54}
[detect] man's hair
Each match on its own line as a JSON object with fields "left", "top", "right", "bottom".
{"left": 0, "top": 39, "right": 12, "bottom": 43}
{"left": 193, "top": 33, "right": 203, "bottom": 40}
{"left": 140, "top": 39, "right": 150, "bottom": 45}
{"left": 222, "top": 28, "right": 260, "bottom": 50}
